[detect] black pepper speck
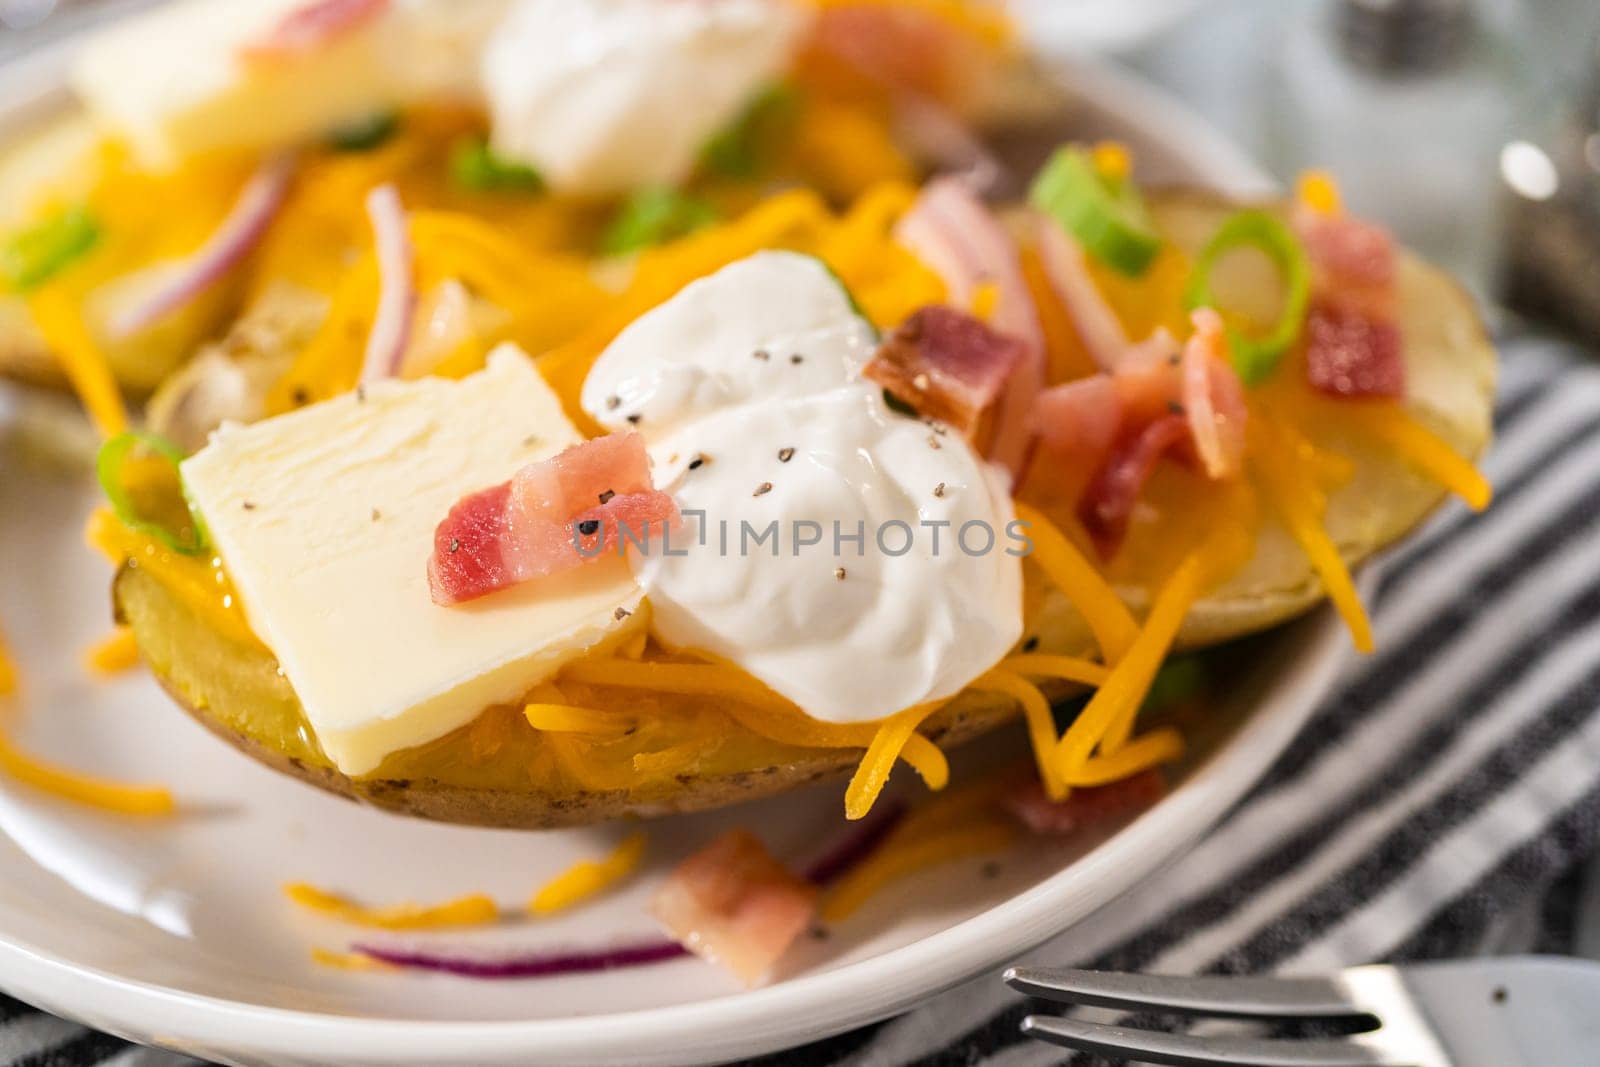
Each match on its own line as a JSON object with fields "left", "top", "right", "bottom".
{"left": 778, "top": 447, "right": 795, "bottom": 463}
{"left": 754, "top": 481, "right": 773, "bottom": 497}
{"left": 578, "top": 520, "right": 601, "bottom": 536}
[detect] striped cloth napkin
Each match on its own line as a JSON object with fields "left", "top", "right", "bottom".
{"left": 5, "top": 331, "right": 1600, "bottom": 1065}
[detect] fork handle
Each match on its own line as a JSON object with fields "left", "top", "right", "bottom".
{"left": 1400, "top": 956, "right": 1600, "bottom": 1067}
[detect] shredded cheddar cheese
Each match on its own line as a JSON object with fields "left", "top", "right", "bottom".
{"left": 1000, "top": 653, "right": 1110, "bottom": 688}
{"left": 1064, "top": 727, "right": 1185, "bottom": 787}
{"left": 1339, "top": 404, "right": 1493, "bottom": 512}
{"left": 0, "top": 731, "right": 174, "bottom": 815}
{"left": 311, "top": 947, "right": 396, "bottom": 972}
{"left": 283, "top": 883, "right": 499, "bottom": 930}
{"left": 1296, "top": 170, "right": 1345, "bottom": 217}
{"left": 971, "top": 668, "right": 1066, "bottom": 800}
{"left": 83, "top": 628, "right": 141, "bottom": 676}
{"left": 524, "top": 702, "right": 635, "bottom": 739}
{"left": 0, "top": 629, "right": 17, "bottom": 697}
{"left": 1250, "top": 412, "right": 1374, "bottom": 653}
{"left": 844, "top": 702, "right": 945, "bottom": 820}
{"left": 529, "top": 832, "right": 647, "bottom": 915}
{"left": 1055, "top": 524, "right": 1245, "bottom": 780}
{"left": 970, "top": 280, "right": 999, "bottom": 322}
{"left": 820, "top": 814, "right": 1017, "bottom": 923}
{"left": 1092, "top": 141, "right": 1133, "bottom": 183}
{"left": 27, "top": 285, "right": 127, "bottom": 439}
{"left": 1013, "top": 503, "right": 1139, "bottom": 663}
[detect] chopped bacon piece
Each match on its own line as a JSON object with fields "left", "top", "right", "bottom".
{"left": 1029, "top": 375, "right": 1123, "bottom": 473}
{"left": 1031, "top": 320, "right": 1247, "bottom": 556}
{"left": 1034, "top": 217, "right": 1132, "bottom": 372}
{"left": 866, "top": 305, "right": 1026, "bottom": 435}
{"left": 650, "top": 830, "right": 819, "bottom": 987}
{"left": 1077, "top": 414, "right": 1191, "bottom": 558}
{"left": 1297, "top": 210, "right": 1396, "bottom": 292}
{"left": 428, "top": 433, "right": 678, "bottom": 605}
{"left": 893, "top": 179, "right": 1044, "bottom": 483}
{"left": 1304, "top": 300, "right": 1406, "bottom": 399}
{"left": 241, "top": 0, "right": 390, "bottom": 63}
{"left": 1295, "top": 211, "right": 1406, "bottom": 400}
{"left": 1003, "top": 769, "right": 1167, "bottom": 836}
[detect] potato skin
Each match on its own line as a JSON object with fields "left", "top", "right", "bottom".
{"left": 115, "top": 191, "right": 1496, "bottom": 830}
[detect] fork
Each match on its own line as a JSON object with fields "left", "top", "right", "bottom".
{"left": 1003, "top": 955, "right": 1600, "bottom": 1066}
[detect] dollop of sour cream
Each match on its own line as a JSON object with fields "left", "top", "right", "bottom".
{"left": 482, "top": 0, "right": 807, "bottom": 198}
{"left": 582, "top": 252, "right": 1024, "bottom": 724}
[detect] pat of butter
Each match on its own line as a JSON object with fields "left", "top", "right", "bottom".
{"left": 70, "top": 0, "right": 506, "bottom": 170}
{"left": 182, "top": 347, "right": 640, "bottom": 776}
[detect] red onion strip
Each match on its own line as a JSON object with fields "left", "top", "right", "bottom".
{"left": 358, "top": 183, "right": 416, "bottom": 385}
{"left": 109, "top": 155, "right": 295, "bottom": 340}
{"left": 1034, "top": 216, "right": 1130, "bottom": 372}
{"left": 242, "top": 0, "right": 390, "bottom": 61}
{"left": 352, "top": 940, "right": 690, "bottom": 980}
{"left": 892, "top": 92, "right": 1001, "bottom": 194}
{"left": 802, "top": 799, "right": 909, "bottom": 887}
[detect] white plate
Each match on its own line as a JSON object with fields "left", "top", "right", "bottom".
{"left": 0, "top": 53, "right": 1330, "bottom": 1067}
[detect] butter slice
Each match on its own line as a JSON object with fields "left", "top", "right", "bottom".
{"left": 182, "top": 347, "right": 640, "bottom": 776}
{"left": 70, "top": 0, "right": 507, "bottom": 170}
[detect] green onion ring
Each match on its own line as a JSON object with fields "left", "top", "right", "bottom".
{"left": 96, "top": 431, "right": 211, "bottom": 556}
{"left": 1183, "top": 209, "right": 1312, "bottom": 385}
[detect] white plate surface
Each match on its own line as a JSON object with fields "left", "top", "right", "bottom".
{"left": 0, "top": 52, "right": 1334, "bottom": 1067}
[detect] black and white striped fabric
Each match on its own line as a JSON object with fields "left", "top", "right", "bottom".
{"left": 6, "top": 332, "right": 1600, "bottom": 1066}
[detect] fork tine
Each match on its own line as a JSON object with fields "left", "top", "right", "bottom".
{"left": 1020, "top": 1015, "right": 1398, "bottom": 1067}
{"left": 1004, "top": 967, "right": 1364, "bottom": 1018}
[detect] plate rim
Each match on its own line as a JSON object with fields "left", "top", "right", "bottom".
{"left": 0, "top": 48, "right": 1315, "bottom": 1067}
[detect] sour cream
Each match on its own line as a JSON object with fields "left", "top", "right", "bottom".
{"left": 582, "top": 252, "right": 1024, "bottom": 724}
{"left": 482, "top": 0, "right": 807, "bottom": 197}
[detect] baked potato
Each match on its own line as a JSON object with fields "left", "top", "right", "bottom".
{"left": 109, "top": 189, "right": 1495, "bottom": 830}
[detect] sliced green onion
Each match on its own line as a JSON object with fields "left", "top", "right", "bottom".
{"left": 1, "top": 206, "right": 100, "bottom": 293}
{"left": 449, "top": 137, "right": 545, "bottom": 193}
{"left": 1183, "top": 209, "right": 1312, "bottom": 386}
{"left": 1028, "top": 146, "right": 1162, "bottom": 277}
{"left": 599, "top": 187, "right": 720, "bottom": 256}
{"left": 328, "top": 112, "right": 401, "bottom": 153}
{"left": 96, "top": 431, "right": 210, "bottom": 556}
{"left": 700, "top": 83, "right": 801, "bottom": 179}
{"left": 1142, "top": 656, "right": 1206, "bottom": 715}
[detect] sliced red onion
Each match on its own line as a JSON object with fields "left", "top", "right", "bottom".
{"left": 109, "top": 155, "right": 296, "bottom": 340}
{"left": 358, "top": 183, "right": 416, "bottom": 385}
{"left": 352, "top": 939, "right": 690, "bottom": 979}
{"left": 1034, "top": 215, "right": 1131, "bottom": 372}
{"left": 892, "top": 93, "right": 1001, "bottom": 195}
{"left": 242, "top": 0, "right": 391, "bottom": 61}
{"left": 802, "top": 799, "right": 908, "bottom": 887}
{"left": 894, "top": 179, "right": 1043, "bottom": 483}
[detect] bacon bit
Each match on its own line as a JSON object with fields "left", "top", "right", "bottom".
{"left": 894, "top": 179, "right": 1043, "bottom": 481}
{"left": 429, "top": 433, "right": 678, "bottom": 605}
{"left": 1033, "top": 217, "right": 1130, "bottom": 372}
{"left": 865, "top": 305, "right": 1026, "bottom": 435}
{"left": 1305, "top": 300, "right": 1406, "bottom": 399}
{"left": 649, "top": 830, "right": 818, "bottom": 987}
{"left": 283, "top": 883, "right": 498, "bottom": 930}
{"left": 1029, "top": 375, "right": 1123, "bottom": 475}
{"left": 1078, "top": 415, "right": 1191, "bottom": 559}
{"left": 240, "top": 0, "right": 390, "bottom": 63}
{"left": 1003, "top": 768, "right": 1166, "bottom": 836}
{"left": 1294, "top": 209, "right": 1406, "bottom": 400}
